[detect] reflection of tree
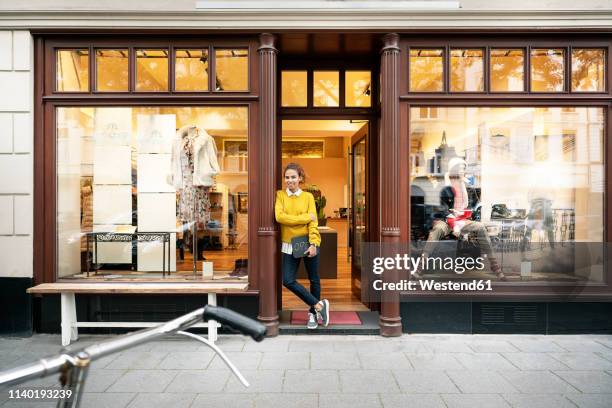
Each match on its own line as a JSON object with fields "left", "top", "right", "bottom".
{"left": 410, "top": 53, "right": 443, "bottom": 91}
{"left": 571, "top": 49, "right": 604, "bottom": 91}
{"left": 531, "top": 50, "right": 564, "bottom": 91}
{"left": 491, "top": 50, "right": 523, "bottom": 90}
{"left": 450, "top": 51, "right": 483, "bottom": 91}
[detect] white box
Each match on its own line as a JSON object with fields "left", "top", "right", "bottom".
{"left": 137, "top": 154, "right": 174, "bottom": 193}
{"left": 137, "top": 233, "right": 176, "bottom": 272}
{"left": 94, "top": 145, "right": 132, "bottom": 185}
{"left": 137, "top": 192, "right": 176, "bottom": 232}
{"left": 137, "top": 114, "right": 175, "bottom": 154}
{"left": 93, "top": 108, "right": 132, "bottom": 146}
{"left": 93, "top": 185, "right": 132, "bottom": 225}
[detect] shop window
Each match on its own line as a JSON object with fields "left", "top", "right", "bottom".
{"left": 345, "top": 71, "right": 372, "bottom": 107}
{"left": 214, "top": 49, "right": 248, "bottom": 91}
{"left": 571, "top": 48, "right": 605, "bottom": 92}
{"left": 136, "top": 49, "right": 169, "bottom": 92}
{"left": 281, "top": 71, "right": 307, "bottom": 107}
{"left": 313, "top": 71, "right": 340, "bottom": 107}
{"left": 56, "top": 49, "right": 89, "bottom": 92}
{"left": 409, "top": 49, "right": 444, "bottom": 92}
{"left": 530, "top": 48, "right": 565, "bottom": 92}
{"left": 175, "top": 49, "right": 209, "bottom": 92}
{"left": 409, "top": 107, "right": 604, "bottom": 283}
{"left": 490, "top": 49, "right": 524, "bottom": 92}
{"left": 419, "top": 107, "right": 438, "bottom": 119}
{"left": 95, "top": 49, "right": 129, "bottom": 92}
{"left": 450, "top": 49, "right": 484, "bottom": 92}
{"left": 56, "top": 106, "right": 249, "bottom": 281}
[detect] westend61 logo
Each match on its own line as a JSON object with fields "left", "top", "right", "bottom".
{"left": 370, "top": 253, "right": 493, "bottom": 292}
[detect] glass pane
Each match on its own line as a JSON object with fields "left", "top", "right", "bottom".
{"left": 56, "top": 49, "right": 89, "bottom": 92}
{"left": 490, "top": 49, "right": 524, "bottom": 92}
{"left": 96, "top": 49, "right": 129, "bottom": 92}
{"left": 345, "top": 71, "right": 372, "bottom": 107}
{"left": 531, "top": 48, "right": 565, "bottom": 92}
{"left": 571, "top": 48, "right": 605, "bottom": 92}
{"left": 313, "top": 71, "right": 340, "bottom": 107}
{"left": 215, "top": 49, "right": 248, "bottom": 91}
{"left": 352, "top": 139, "right": 366, "bottom": 267}
{"left": 281, "top": 71, "right": 307, "bottom": 107}
{"left": 409, "top": 49, "right": 444, "bottom": 92}
{"left": 136, "top": 49, "right": 168, "bottom": 92}
{"left": 56, "top": 106, "right": 249, "bottom": 281}
{"left": 175, "top": 49, "right": 209, "bottom": 92}
{"left": 409, "top": 107, "right": 605, "bottom": 284}
{"left": 450, "top": 49, "right": 484, "bottom": 92}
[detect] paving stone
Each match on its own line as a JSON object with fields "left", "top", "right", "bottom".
{"left": 405, "top": 353, "right": 463, "bottom": 370}
{"left": 223, "top": 369, "right": 284, "bottom": 393}
{"left": 81, "top": 369, "right": 127, "bottom": 392}
{"left": 105, "top": 351, "right": 168, "bottom": 370}
{"left": 593, "top": 338, "right": 612, "bottom": 351}
{"left": 214, "top": 335, "right": 248, "bottom": 352}
{"left": 1, "top": 400, "right": 57, "bottom": 407}
{"left": 499, "top": 370, "right": 580, "bottom": 394}
{"left": 259, "top": 351, "right": 310, "bottom": 369}
{"left": 565, "top": 394, "right": 612, "bottom": 408}
{"left": 165, "top": 370, "right": 230, "bottom": 393}
{"left": 126, "top": 392, "right": 195, "bottom": 408}
{"left": 393, "top": 370, "right": 459, "bottom": 393}
{"left": 427, "top": 341, "right": 473, "bottom": 353}
{"left": 340, "top": 369, "right": 400, "bottom": 394}
{"left": 311, "top": 352, "right": 360, "bottom": 369}
{"left": 468, "top": 340, "right": 519, "bottom": 353}
{"left": 352, "top": 340, "right": 408, "bottom": 353}
{"left": 191, "top": 393, "right": 255, "bottom": 408}
{"left": 78, "top": 392, "right": 136, "bottom": 408}
{"left": 156, "top": 351, "right": 214, "bottom": 370}
{"left": 508, "top": 339, "right": 566, "bottom": 353}
{"left": 501, "top": 352, "right": 570, "bottom": 370}
{"left": 552, "top": 339, "right": 612, "bottom": 353}
{"left": 242, "top": 338, "right": 290, "bottom": 352}
{"left": 106, "top": 370, "right": 178, "bottom": 393}
{"left": 549, "top": 353, "right": 612, "bottom": 370}
{"left": 380, "top": 394, "right": 446, "bottom": 408}
{"left": 284, "top": 369, "right": 340, "bottom": 393}
{"left": 453, "top": 352, "right": 518, "bottom": 370}
{"left": 502, "top": 394, "right": 577, "bottom": 408}
{"left": 441, "top": 394, "right": 511, "bottom": 408}
{"left": 253, "top": 393, "right": 318, "bottom": 408}
{"left": 553, "top": 370, "right": 612, "bottom": 393}
{"left": 359, "top": 352, "right": 413, "bottom": 370}
{"left": 208, "top": 351, "right": 262, "bottom": 370}
{"left": 288, "top": 340, "right": 336, "bottom": 352}
{"left": 320, "top": 393, "right": 382, "bottom": 408}
{"left": 147, "top": 340, "right": 201, "bottom": 352}
{"left": 446, "top": 370, "right": 517, "bottom": 394}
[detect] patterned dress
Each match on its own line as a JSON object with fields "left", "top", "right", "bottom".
{"left": 178, "top": 135, "right": 211, "bottom": 224}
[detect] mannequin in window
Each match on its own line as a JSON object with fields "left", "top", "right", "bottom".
{"left": 171, "top": 124, "right": 220, "bottom": 228}
{"left": 414, "top": 157, "right": 507, "bottom": 281}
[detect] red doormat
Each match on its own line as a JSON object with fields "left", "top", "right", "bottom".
{"left": 290, "top": 311, "right": 362, "bottom": 326}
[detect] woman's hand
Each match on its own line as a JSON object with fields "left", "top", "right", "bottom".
{"left": 308, "top": 213, "right": 316, "bottom": 222}
{"left": 305, "top": 244, "right": 317, "bottom": 257}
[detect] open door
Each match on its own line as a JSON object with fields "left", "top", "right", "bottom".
{"left": 349, "top": 124, "right": 368, "bottom": 300}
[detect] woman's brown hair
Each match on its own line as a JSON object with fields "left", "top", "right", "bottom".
{"left": 283, "top": 162, "right": 306, "bottom": 183}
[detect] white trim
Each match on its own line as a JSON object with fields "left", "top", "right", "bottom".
{"left": 196, "top": 1, "right": 462, "bottom": 10}
{"left": 0, "top": 10, "right": 612, "bottom": 29}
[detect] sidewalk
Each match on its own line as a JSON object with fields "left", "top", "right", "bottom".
{"left": 1, "top": 333, "right": 612, "bottom": 407}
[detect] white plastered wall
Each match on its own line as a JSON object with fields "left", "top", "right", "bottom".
{"left": 0, "top": 30, "right": 33, "bottom": 279}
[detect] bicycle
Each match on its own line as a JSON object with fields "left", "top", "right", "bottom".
{"left": 0, "top": 305, "right": 266, "bottom": 407}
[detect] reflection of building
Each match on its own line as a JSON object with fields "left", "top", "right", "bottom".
{"left": 427, "top": 131, "right": 459, "bottom": 175}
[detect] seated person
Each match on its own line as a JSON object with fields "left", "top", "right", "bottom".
{"left": 413, "top": 158, "right": 506, "bottom": 281}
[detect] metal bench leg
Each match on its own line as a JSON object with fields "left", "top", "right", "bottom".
{"left": 61, "top": 292, "right": 78, "bottom": 346}
{"left": 208, "top": 293, "right": 217, "bottom": 343}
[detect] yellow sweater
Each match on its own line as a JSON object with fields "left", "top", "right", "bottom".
{"left": 275, "top": 190, "right": 321, "bottom": 247}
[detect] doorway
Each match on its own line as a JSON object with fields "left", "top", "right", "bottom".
{"left": 280, "top": 119, "right": 370, "bottom": 313}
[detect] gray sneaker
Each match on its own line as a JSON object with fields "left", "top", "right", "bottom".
{"left": 307, "top": 313, "right": 318, "bottom": 329}
{"left": 317, "top": 299, "right": 330, "bottom": 327}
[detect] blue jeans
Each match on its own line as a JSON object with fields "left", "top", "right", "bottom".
{"left": 282, "top": 252, "right": 321, "bottom": 314}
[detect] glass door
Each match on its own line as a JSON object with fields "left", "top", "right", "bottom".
{"left": 350, "top": 127, "right": 368, "bottom": 299}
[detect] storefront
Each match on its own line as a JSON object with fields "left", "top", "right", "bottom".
{"left": 1, "top": 2, "right": 612, "bottom": 336}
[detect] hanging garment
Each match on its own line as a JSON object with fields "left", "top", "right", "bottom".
{"left": 177, "top": 133, "right": 212, "bottom": 223}
{"left": 172, "top": 125, "right": 220, "bottom": 189}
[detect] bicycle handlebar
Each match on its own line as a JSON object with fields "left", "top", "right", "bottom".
{"left": 0, "top": 305, "right": 266, "bottom": 388}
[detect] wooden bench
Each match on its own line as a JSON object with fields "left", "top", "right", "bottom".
{"left": 27, "top": 282, "right": 249, "bottom": 346}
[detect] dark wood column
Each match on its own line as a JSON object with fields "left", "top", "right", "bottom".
{"left": 379, "top": 33, "right": 403, "bottom": 337}
{"left": 257, "top": 33, "right": 280, "bottom": 336}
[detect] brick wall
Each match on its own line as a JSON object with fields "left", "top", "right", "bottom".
{"left": 0, "top": 30, "right": 33, "bottom": 279}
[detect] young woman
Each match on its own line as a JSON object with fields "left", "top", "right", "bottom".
{"left": 275, "top": 163, "right": 330, "bottom": 329}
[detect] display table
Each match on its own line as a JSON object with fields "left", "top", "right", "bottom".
{"left": 297, "top": 227, "right": 337, "bottom": 279}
